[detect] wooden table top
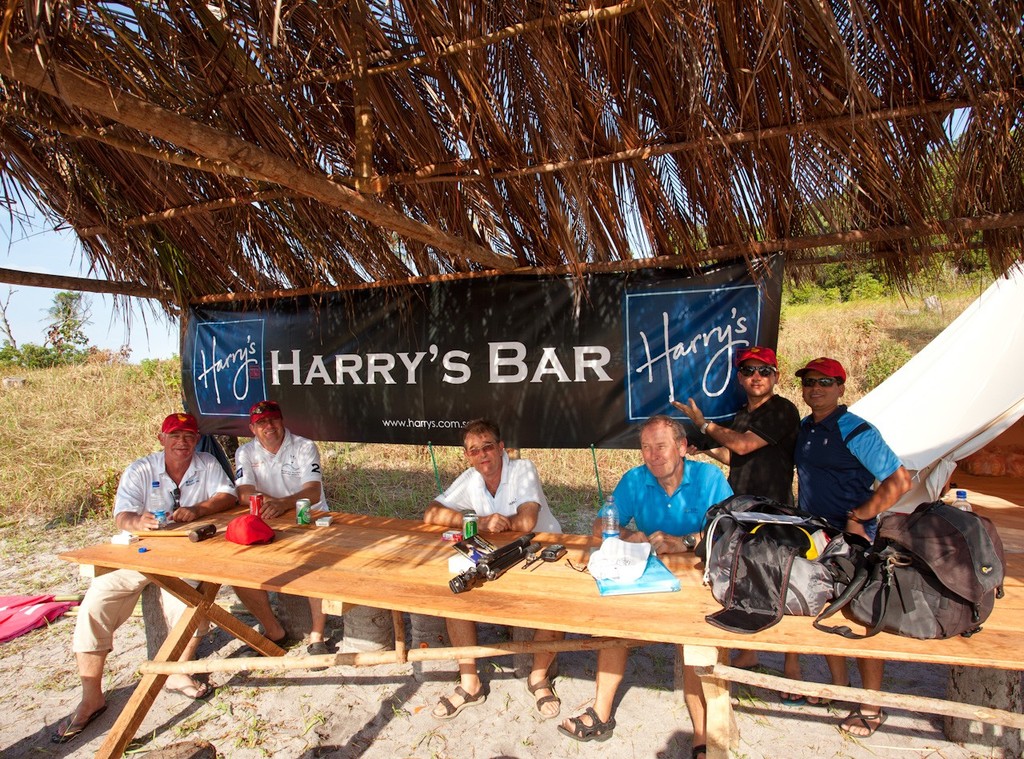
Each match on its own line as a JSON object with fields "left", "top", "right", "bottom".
{"left": 60, "top": 507, "right": 1024, "bottom": 671}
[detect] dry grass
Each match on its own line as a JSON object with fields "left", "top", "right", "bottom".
{"left": 0, "top": 287, "right": 978, "bottom": 533}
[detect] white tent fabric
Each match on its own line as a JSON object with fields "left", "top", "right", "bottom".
{"left": 849, "top": 264, "right": 1024, "bottom": 510}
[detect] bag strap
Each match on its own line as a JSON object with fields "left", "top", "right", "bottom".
{"left": 812, "top": 557, "right": 896, "bottom": 639}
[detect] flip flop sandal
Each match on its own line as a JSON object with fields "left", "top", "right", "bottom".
{"left": 839, "top": 709, "right": 887, "bottom": 737}
{"left": 51, "top": 704, "right": 108, "bottom": 744}
{"left": 557, "top": 707, "right": 616, "bottom": 742}
{"left": 432, "top": 685, "right": 486, "bottom": 720}
{"left": 780, "top": 692, "right": 807, "bottom": 706}
{"left": 527, "top": 676, "right": 561, "bottom": 720}
{"left": 692, "top": 745, "right": 707, "bottom": 759}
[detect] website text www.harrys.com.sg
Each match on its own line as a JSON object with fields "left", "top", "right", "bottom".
{"left": 380, "top": 418, "right": 466, "bottom": 430}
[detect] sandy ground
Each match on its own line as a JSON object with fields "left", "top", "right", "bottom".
{"left": 0, "top": 593, "right": 1010, "bottom": 759}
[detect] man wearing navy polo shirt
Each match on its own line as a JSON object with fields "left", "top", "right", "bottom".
{"left": 558, "top": 415, "right": 731, "bottom": 759}
{"left": 792, "top": 357, "right": 911, "bottom": 738}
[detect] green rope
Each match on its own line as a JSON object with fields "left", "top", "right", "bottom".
{"left": 428, "top": 441, "right": 443, "bottom": 494}
{"left": 590, "top": 443, "right": 604, "bottom": 504}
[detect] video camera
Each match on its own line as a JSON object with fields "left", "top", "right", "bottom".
{"left": 449, "top": 533, "right": 538, "bottom": 594}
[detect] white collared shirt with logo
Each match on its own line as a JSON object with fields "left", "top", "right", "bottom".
{"left": 113, "top": 450, "right": 237, "bottom": 516}
{"left": 235, "top": 430, "right": 327, "bottom": 511}
{"left": 437, "top": 452, "right": 560, "bottom": 533}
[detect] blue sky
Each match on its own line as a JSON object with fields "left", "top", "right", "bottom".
{"left": 1, "top": 209, "right": 179, "bottom": 361}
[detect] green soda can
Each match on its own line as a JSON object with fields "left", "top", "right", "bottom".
{"left": 461, "top": 509, "right": 478, "bottom": 539}
{"left": 296, "top": 498, "right": 312, "bottom": 525}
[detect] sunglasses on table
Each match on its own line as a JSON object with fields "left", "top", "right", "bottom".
{"left": 738, "top": 365, "right": 775, "bottom": 377}
{"left": 801, "top": 377, "right": 840, "bottom": 387}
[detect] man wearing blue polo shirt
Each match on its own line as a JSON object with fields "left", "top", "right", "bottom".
{"left": 558, "top": 415, "right": 731, "bottom": 759}
{"left": 791, "top": 357, "right": 911, "bottom": 738}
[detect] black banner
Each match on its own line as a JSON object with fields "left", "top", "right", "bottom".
{"left": 183, "top": 258, "right": 783, "bottom": 448}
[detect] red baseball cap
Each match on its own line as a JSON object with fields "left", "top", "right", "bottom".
{"left": 161, "top": 413, "right": 199, "bottom": 434}
{"left": 735, "top": 346, "right": 777, "bottom": 368}
{"left": 249, "top": 400, "right": 283, "bottom": 424}
{"left": 225, "top": 514, "right": 275, "bottom": 545}
{"left": 795, "top": 357, "right": 847, "bottom": 383}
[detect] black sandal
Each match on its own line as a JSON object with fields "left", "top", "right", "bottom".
{"left": 691, "top": 744, "right": 707, "bottom": 759}
{"left": 557, "top": 707, "right": 615, "bottom": 742}
{"left": 527, "top": 676, "right": 561, "bottom": 719}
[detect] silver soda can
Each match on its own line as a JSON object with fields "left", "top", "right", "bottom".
{"left": 296, "top": 498, "right": 312, "bottom": 525}
{"left": 461, "top": 510, "right": 478, "bottom": 539}
{"left": 250, "top": 492, "right": 264, "bottom": 517}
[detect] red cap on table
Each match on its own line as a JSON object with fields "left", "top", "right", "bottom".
{"left": 225, "top": 514, "right": 275, "bottom": 545}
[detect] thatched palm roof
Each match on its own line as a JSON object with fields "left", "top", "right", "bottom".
{"left": 1, "top": 0, "right": 1022, "bottom": 313}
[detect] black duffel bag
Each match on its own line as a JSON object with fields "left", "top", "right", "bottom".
{"left": 814, "top": 500, "right": 1005, "bottom": 640}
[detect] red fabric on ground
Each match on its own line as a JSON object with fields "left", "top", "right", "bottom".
{"left": 0, "top": 594, "right": 77, "bottom": 643}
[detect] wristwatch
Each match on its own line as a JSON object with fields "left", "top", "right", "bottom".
{"left": 699, "top": 421, "right": 711, "bottom": 435}
{"left": 682, "top": 533, "right": 698, "bottom": 550}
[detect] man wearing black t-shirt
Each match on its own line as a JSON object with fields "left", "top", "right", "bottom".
{"left": 674, "top": 345, "right": 799, "bottom": 504}
{"left": 674, "top": 345, "right": 800, "bottom": 677}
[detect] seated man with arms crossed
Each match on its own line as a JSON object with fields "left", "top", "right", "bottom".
{"left": 559, "top": 415, "right": 732, "bottom": 759}
{"left": 423, "top": 418, "right": 565, "bottom": 721}
{"left": 232, "top": 400, "right": 329, "bottom": 658}
{"left": 53, "top": 413, "right": 237, "bottom": 744}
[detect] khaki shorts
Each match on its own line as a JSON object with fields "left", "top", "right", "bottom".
{"left": 73, "top": 569, "right": 207, "bottom": 653}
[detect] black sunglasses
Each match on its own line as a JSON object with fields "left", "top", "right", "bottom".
{"left": 801, "top": 377, "right": 840, "bottom": 388}
{"left": 738, "top": 366, "right": 775, "bottom": 377}
{"left": 172, "top": 487, "right": 181, "bottom": 508}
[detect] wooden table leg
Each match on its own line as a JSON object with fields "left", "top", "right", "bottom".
{"left": 93, "top": 581, "right": 219, "bottom": 759}
{"left": 683, "top": 644, "right": 734, "bottom": 759}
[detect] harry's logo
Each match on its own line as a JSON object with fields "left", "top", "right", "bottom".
{"left": 192, "top": 319, "right": 266, "bottom": 417}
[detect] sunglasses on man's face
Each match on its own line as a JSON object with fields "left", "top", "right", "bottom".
{"left": 738, "top": 365, "right": 775, "bottom": 377}
{"left": 801, "top": 377, "right": 840, "bottom": 388}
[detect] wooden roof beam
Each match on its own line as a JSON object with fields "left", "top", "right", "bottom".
{"left": 0, "top": 44, "right": 516, "bottom": 272}
{"left": 0, "top": 267, "right": 169, "bottom": 299}
{"left": 189, "top": 212, "right": 1024, "bottom": 304}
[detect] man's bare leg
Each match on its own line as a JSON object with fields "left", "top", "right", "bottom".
{"left": 683, "top": 662, "right": 707, "bottom": 759}
{"left": 432, "top": 618, "right": 483, "bottom": 718}
{"left": 528, "top": 629, "right": 564, "bottom": 718}
{"left": 232, "top": 587, "right": 286, "bottom": 641}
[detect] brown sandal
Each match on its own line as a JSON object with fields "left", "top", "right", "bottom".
{"left": 527, "top": 676, "right": 561, "bottom": 719}
{"left": 558, "top": 707, "right": 615, "bottom": 742}
{"left": 432, "top": 685, "right": 486, "bottom": 720}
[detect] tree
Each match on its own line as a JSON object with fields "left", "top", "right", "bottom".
{"left": 44, "top": 291, "right": 90, "bottom": 365}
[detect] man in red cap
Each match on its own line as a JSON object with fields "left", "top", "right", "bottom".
{"left": 673, "top": 345, "right": 800, "bottom": 506}
{"left": 232, "top": 400, "right": 329, "bottom": 658}
{"left": 53, "top": 413, "right": 238, "bottom": 744}
{"left": 673, "top": 345, "right": 801, "bottom": 679}
{"left": 789, "top": 356, "right": 911, "bottom": 737}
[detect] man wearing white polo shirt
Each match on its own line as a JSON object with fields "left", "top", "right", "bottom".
{"left": 424, "top": 418, "right": 564, "bottom": 722}
{"left": 233, "top": 400, "right": 329, "bottom": 657}
{"left": 53, "top": 413, "right": 237, "bottom": 744}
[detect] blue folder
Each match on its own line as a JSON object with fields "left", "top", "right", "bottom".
{"left": 594, "top": 553, "right": 681, "bottom": 596}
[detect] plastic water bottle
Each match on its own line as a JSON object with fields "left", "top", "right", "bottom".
{"left": 150, "top": 480, "right": 167, "bottom": 526}
{"left": 952, "top": 489, "right": 973, "bottom": 512}
{"left": 598, "top": 495, "right": 619, "bottom": 542}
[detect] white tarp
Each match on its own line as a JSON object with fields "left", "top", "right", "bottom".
{"left": 849, "top": 264, "right": 1024, "bottom": 510}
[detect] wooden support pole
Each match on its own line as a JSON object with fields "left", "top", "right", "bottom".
{"left": 703, "top": 663, "right": 1024, "bottom": 730}
{"left": 140, "top": 636, "right": 648, "bottom": 676}
{"left": 350, "top": 0, "right": 374, "bottom": 193}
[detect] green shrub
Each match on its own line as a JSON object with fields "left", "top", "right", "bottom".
{"left": 864, "top": 340, "right": 912, "bottom": 390}
{"left": 849, "top": 273, "right": 886, "bottom": 300}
